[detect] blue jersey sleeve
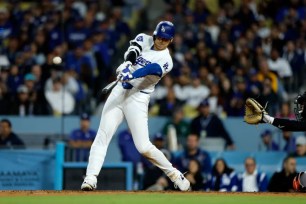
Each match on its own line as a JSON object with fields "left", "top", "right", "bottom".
{"left": 132, "top": 63, "right": 163, "bottom": 78}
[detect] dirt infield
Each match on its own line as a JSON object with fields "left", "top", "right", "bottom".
{"left": 0, "top": 190, "right": 305, "bottom": 197}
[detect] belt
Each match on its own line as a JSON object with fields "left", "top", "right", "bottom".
{"left": 140, "top": 90, "right": 150, "bottom": 94}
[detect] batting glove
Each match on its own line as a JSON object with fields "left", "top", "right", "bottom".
{"left": 121, "top": 70, "right": 134, "bottom": 82}
{"left": 116, "top": 61, "right": 132, "bottom": 76}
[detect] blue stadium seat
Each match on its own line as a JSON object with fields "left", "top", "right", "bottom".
{"left": 208, "top": 151, "right": 222, "bottom": 165}
{"left": 258, "top": 164, "right": 281, "bottom": 181}
{"left": 218, "top": 151, "right": 252, "bottom": 173}
{"left": 253, "top": 151, "right": 287, "bottom": 166}
{"left": 295, "top": 157, "right": 306, "bottom": 172}
{"left": 254, "top": 152, "right": 287, "bottom": 180}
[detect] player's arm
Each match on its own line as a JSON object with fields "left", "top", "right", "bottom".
{"left": 121, "top": 63, "right": 162, "bottom": 81}
{"left": 262, "top": 113, "right": 306, "bottom": 131}
{"left": 271, "top": 118, "right": 306, "bottom": 131}
{"left": 116, "top": 34, "right": 147, "bottom": 75}
{"left": 122, "top": 57, "right": 173, "bottom": 82}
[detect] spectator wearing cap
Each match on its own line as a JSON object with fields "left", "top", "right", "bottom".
{"left": 226, "top": 76, "right": 250, "bottom": 116}
{"left": 173, "top": 133, "right": 211, "bottom": 176}
{"left": 289, "top": 136, "right": 306, "bottom": 158}
{"left": 190, "top": 99, "right": 235, "bottom": 150}
{"left": 65, "top": 15, "right": 90, "bottom": 49}
{"left": 258, "top": 129, "right": 279, "bottom": 151}
{"left": 282, "top": 131, "right": 296, "bottom": 154}
{"left": 9, "top": 85, "right": 31, "bottom": 116}
{"left": 68, "top": 113, "right": 96, "bottom": 161}
{"left": 24, "top": 73, "right": 36, "bottom": 90}
{"left": 24, "top": 73, "right": 40, "bottom": 106}
{"left": 0, "top": 119, "right": 25, "bottom": 149}
{"left": 64, "top": 45, "right": 95, "bottom": 88}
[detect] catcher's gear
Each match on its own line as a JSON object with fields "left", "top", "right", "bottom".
{"left": 293, "top": 171, "right": 306, "bottom": 192}
{"left": 244, "top": 98, "right": 267, "bottom": 124}
{"left": 294, "top": 91, "right": 306, "bottom": 121}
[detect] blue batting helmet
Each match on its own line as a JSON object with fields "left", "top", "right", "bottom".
{"left": 153, "top": 21, "right": 175, "bottom": 40}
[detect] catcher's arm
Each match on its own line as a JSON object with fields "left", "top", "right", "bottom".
{"left": 244, "top": 98, "right": 306, "bottom": 131}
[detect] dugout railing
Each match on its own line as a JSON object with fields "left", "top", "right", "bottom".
{"left": 54, "top": 142, "right": 133, "bottom": 190}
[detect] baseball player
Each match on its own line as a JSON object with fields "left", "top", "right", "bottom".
{"left": 261, "top": 92, "right": 306, "bottom": 132}
{"left": 246, "top": 92, "right": 306, "bottom": 192}
{"left": 81, "top": 21, "right": 190, "bottom": 191}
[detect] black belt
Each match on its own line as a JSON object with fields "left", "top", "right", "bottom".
{"left": 140, "top": 90, "right": 150, "bottom": 94}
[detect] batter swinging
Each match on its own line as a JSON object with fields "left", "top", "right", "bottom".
{"left": 81, "top": 21, "right": 190, "bottom": 191}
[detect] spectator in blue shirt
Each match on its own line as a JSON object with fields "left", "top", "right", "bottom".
{"left": 282, "top": 131, "right": 296, "bottom": 154}
{"left": 206, "top": 158, "right": 238, "bottom": 192}
{"left": 68, "top": 113, "right": 96, "bottom": 161}
{"left": 173, "top": 133, "right": 212, "bottom": 176}
{"left": 65, "top": 15, "right": 90, "bottom": 49}
{"left": 6, "top": 65, "right": 24, "bottom": 94}
{"left": 118, "top": 128, "right": 141, "bottom": 169}
{"left": 259, "top": 129, "right": 279, "bottom": 151}
{"left": 237, "top": 157, "right": 268, "bottom": 192}
{"left": 0, "top": 119, "right": 25, "bottom": 149}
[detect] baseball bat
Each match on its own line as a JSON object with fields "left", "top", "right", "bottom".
{"left": 101, "top": 78, "right": 120, "bottom": 94}
{"left": 99, "top": 76, "right": 122, "bottom": 95}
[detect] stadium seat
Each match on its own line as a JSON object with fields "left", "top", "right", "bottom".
{"left": 257, "top": 164, "right": 281, "bottom": 180}
{"left": 295, "top": 157, "right": 306, "bottom": 172}
{"left": 200, "top": 137, "right": 226, "bottom": 151}
{"left": 218, "top": 151, "right": 252, "bottom": 173}
{"left": 254, "top": 152, "right": 287, "bottom": 180}
{"left": 208, "top": 151, "right": 221, "bottom": 165}
{"left": 253, "top": 151, "right": 287, "bottom": 166}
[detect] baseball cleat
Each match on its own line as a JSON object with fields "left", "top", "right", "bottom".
{"left": 168, "top": 170, "right": 191, "bottom": 191}
{"left": 81, "top": 175, "right": 97, "bottom": 191}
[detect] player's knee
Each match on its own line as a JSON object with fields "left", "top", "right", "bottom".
{"left": 136, "top": 143, "right": 153, "bottom": 154}
{"left": 92, "top": 129, "right": 108, "bottom": 146}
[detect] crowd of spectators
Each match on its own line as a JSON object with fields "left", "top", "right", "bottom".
{"left": 0, "top": 0, "right": 306, "bottom": 192}
{"left": 0, "top": 0, "right": 305, "bottom": 118}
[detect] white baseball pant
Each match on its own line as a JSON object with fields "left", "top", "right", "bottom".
{"left": 86, "top": 84, "right": 176, "bottom": 176}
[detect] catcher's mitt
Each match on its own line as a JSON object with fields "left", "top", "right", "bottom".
{"left": 244, "top": 98, "right": 267, "bottom": 124}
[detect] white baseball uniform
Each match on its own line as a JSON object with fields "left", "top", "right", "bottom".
{"left": 85, "top": 33, "right": 177, "bottom": 178}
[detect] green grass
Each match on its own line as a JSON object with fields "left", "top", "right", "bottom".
{"left": 0, "top": 192, "right": 305, "bottom": 204}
